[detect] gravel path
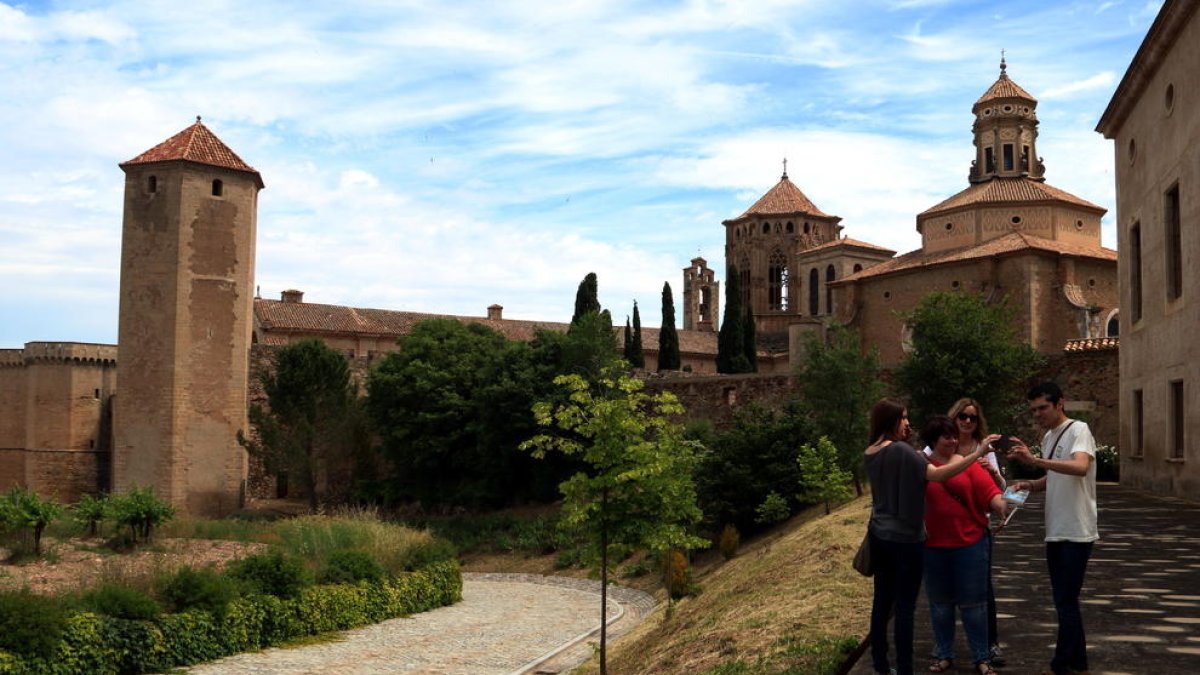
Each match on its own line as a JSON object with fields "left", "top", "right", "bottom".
{"left": 186, "top": 573, "right": 656, "bottom": 675}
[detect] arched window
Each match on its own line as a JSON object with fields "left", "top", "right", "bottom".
{"left": 1106, "top": 310, "right": 1119, "bottom": 337}
{"left": 853, "top": 263, "right": 863, "bottom": 273}
{"left": 211, "top": 179, "right": 223, "bottom": 196}
{"left": 808, "top": 268, "right": 819, "bottom": 316}
{"left": 699, "top": 287, "right": 711, "bottom": 322}
{"left": 762, "top": 222, "right": 770, "bottom": 234}
{"left": 825, "top": 265, "right": 836, "bottom": 314}
{"left": 148, "top": 175, "right": 157, "bottom": 193}
{"left": 786, "top": 221, "right": 794, "bottom": 233}
{"left": 768, "top": 249, "right": 789, "bottom": 311}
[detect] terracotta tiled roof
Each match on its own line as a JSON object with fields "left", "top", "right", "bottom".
{"left": 254, "top": 299, "right": 722, "bottom": 355}
{"left": 800, "top": 237, "right": 896, "bottom": 256}
{"left": 121, "top": 118, "right": 263, "bottom": 186}
{"left": 726, "top": 175, "right": 833, "bottom": 221}
{"left": 1064, "top": 337, "right": 1119, "bottom": 352}
{"left": 834, "top": 231, "right": 1116, "bottom": 284}
{"left": 920, "top": 177, "right": 1105, "bottom": 217}
{"left": 974, "top": 63, "right": 1036, "bottom": 108}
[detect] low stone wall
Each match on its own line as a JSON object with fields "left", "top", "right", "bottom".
{"left": 645, "top": 372, "right": 797, "bottom": 429}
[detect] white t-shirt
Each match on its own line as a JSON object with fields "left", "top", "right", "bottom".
{"left": 1042, "top": 418, "right": 1099, "bottom": 542}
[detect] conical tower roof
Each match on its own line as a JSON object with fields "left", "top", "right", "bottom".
{"left": 121, "top": 117, "right": 263, "bottom": 187}
{"left": 973, "top": 57, "right": 1036, "bottom": 112}
{"left": 730, "top": 173, "right": 832, "bottom": 220}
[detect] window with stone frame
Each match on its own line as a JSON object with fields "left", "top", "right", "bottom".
{"left": 1132, "top": 388, "right": 1144, "bottom": 458}
{"left": 768, "top": 249, "right": 789, "bottom": 311}
{"left": 1170, "top": 380, "right": 1185, "bottom": 460}
{"left": 808, "top": 268, "right": 819, "bottom": 316}
{"left": 1165, "top": 184, "right": 1182, "bottom": 301}
{"left": 1130, "top": 222, "right": 1143, "bottom": 322}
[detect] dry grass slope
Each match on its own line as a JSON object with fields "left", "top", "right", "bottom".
{"left": 578, "top": 495, "right": 873, "bottom": 674}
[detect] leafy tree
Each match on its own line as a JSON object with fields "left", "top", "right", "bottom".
{"left": 717, "top": 265, "right": 750, "bottom": 373}
{"left": 522, "top": 371, "right": 707, "bottom": 675}
{"left": 796, "top": 325, "right": 884, "bottom": 495}
{"left": 630, "top": 301, "right": 645, "bottom": 369}
{"left": 897, "top": 291, "right": 1044, "bottom": 425}
{"left": 754, "top": 491, "right": 790, "bottom": 526}
{"left": 572, "top": 272, "right": 601, "bottom": 324}
{"left": 658, "top": 282, "right": 681, "bottom": 371}
{"left": 0, "top": 487, "right": 63, "bottom": 555}
{"left": 797, "top": 437, "right": 854, "bottom": 515}
{"left": 72, "top": 493, "right": 109, "bottom": 537}
{"left": 240, "top": 338, "right": 366, "bottom": 511}
{"left": 694, "top": 400, "right": 816, "bottom": 533}
{"left": 742, "top": 304, "right": 757, "bottom": 372}
{"left": 368, "top": 319, "right": 570, "bottom": 506}
{"left": 108, "top": 486, "right": 175, "bottom": 544}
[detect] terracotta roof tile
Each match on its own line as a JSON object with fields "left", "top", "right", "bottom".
{"left": 121, "top": 118, "right": 263, "bottom": 186}
{"left": 254, "top": 299, "right": 722, "bottom": 355}
{"left": 726, "top": 175, "right": 833, "bottom": 221}
{"left": 974, "top": 65, "right": 1036, "bottom": 108}
{"left": 1064, "top": 337, "right": 1119, "bottom": 352}
{"left": 835, "top": 232, "right": 1116, "bottom": 284}
{"left": 920, "top": 177, "right": 1105, "bottom": 216}
{"left": 800, "top": 237, "right": 896, "bottom": 255}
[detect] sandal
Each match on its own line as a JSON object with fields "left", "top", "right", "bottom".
{"left": 929, "top": 658, "right": 953, "bottom": 673}
{"left": 976, "top": 662, "right": 998, "bottom": 675}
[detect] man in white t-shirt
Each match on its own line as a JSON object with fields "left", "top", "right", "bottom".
{"left": 1009, "top": 382, "right": 1098, "bottom": 675}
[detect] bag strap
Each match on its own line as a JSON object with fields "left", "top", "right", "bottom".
{"left": 1045, "top": 420, "right": 1077, "bottom": 462}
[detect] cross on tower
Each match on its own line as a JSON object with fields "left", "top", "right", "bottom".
{"left": 782, "top": 157, "right": 788, "bottom": 179}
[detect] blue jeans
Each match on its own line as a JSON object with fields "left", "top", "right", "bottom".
{"left": 1047, "top": 541, "right": 1093, "bottom": 674}
{"left": 870, "top": 533, "right": 925, "bottom": 675}
{"left": 924, "top": 537, "right": 990, "bottom": 665}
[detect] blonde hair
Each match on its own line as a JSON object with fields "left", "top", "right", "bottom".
{"left": 947, "top": 397, "right": 988, "bottom": 441}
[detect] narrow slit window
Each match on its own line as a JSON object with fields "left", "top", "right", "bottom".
{"left": 1166, "top": 185, "right": 1182, "bottom": 300}
{"left": 1133, "top": 389, "right": 1144, "bottom": 458}
{"left": 148, "top": 175, "right": 157, "bottom": 193}
{"left": 825, "top": 265, "right": 835, "bottom": 314}
{"left": 808, "top": 268, "right": 819, "bottom": 316}
{"left": 1130, "top": 223, "right": 1142, "bottom": 322}
{"left": 1002, "top": 144, "right": 1014, "bottom": 171}
{"left": 985, "top": 148, "right": 995, "bottom": 173}
{"left": 1170, "top": 380, "right": 1185, "bottom": 459}
{"left": 212, "top": 179, "right": 224, "bottom": 196}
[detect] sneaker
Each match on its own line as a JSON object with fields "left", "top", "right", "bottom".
{"left": 988, "top": 644, "right": 1006, "bottom": 667}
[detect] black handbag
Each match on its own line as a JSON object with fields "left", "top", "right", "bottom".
{"left": 852, "top": 531, "right": 873, "bottom": 576}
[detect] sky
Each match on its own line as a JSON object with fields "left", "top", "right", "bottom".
{"left": 0, "top": 0, "right": 1163, "bottom": 347}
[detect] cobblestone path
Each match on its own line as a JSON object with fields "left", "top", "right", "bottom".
{"left": 187, "top": 573, "right": 656, "bottom": 675}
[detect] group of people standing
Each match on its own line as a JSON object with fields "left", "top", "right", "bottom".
{"left": 864, "top": 383, "right": 1099, "bottom": 675}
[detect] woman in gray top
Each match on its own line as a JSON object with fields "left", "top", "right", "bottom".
{"left": 865, "top": 398, "right": 988, "bottom": 675}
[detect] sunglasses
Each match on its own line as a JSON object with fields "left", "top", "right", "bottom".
{"left": 956, "top": 413, "right": 979, "bottom": 422}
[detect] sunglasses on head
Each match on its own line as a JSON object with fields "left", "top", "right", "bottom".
{"left": 956, "top": 413, "right": 978, "bottom": 422}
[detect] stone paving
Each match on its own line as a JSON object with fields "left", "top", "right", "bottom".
{"left": 849, "top": 483, "right": 1200, "bottom": 674}
{"left": 187, "top": 572, "right": 655, "bottom": 675}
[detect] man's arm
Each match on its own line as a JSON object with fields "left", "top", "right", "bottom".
{"left": 1009, "top": 436, "right": 1093, "bottom": 479}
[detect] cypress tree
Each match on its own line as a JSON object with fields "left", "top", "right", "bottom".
{"left": 623, "top": 317, "right": 633, "bottom": 362}
{"left": 717, "top": 265, "right": 746, "bottom": 373}
{"left": 630, "top": 302, "right": 645, "bottom": 368}
{"left": 658, "top": 283, "right": 681, "bottom": 371}
{"left": 742, "top": 305, "right": 757, "bottom": 372}
{"left": 572, "top": 272, "right": 600, "bottom": 324}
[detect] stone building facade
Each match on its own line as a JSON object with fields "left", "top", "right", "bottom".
{"left": 111, "top": 119, "right": 263, "bottom": 517}
{"left": 832, "top": 61, "right": 1119, "bottom": 365}
{"left": 1097, "top": 0, "right": 1200, "bottom": 498}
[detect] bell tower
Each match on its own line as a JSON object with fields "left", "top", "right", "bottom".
{"left": 970, "top": 57, "right": 1045, "bottom": 183}
{"left": 682, "top": 257, "right": 720, "bottom": 332}
{"left": 112, "top": 118, "right": 263, "bottom": 517}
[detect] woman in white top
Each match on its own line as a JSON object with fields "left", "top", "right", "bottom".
{"left": 947, "top": 397, "right": 1005, "bottom": 666}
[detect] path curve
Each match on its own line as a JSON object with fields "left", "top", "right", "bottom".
{"left": 186, "top": 572, "right": 657, "bottom": 675}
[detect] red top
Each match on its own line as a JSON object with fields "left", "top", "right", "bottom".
{"left": 924, "top": 459, "right": 1001, "bottom": 548}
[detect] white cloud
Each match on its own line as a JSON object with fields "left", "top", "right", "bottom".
{"left": 1040, "top": 72, "right": 1117, "bottom": 100}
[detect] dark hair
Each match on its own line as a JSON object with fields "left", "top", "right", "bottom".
{"left": 947, "top": 397, "right": 988, "bottom": 440}
{"left": 920, "top": 415, "right": 958, "bottom": 449}
{"left": 869, "top": 397, "right": 906, "bottom": 443}
{"left": 1027, "top": 381, "right": 1063, "bottom": 404}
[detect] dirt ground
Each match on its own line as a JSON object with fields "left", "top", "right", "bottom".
{"left": 0, "top": 537, "right": 265, "bottom": 595}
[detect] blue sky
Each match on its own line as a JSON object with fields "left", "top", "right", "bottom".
{"left": 0, "top": 0, "right": 1161, "bottom": 346}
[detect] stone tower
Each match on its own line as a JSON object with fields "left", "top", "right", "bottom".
{"left": 722, "top": 167, "right": 843, "bottom": 341}
{"left": 682, "top": 257, "right": 720, "bottom": 332}
{"left": 112, "top": 118, "right": 263, "bottom": 517}
{"left": 969, "top": 56, "right": 1045, "bottom": 184}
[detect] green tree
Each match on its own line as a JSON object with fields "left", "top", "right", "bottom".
{"left": 368, "top": 319, "right": 570, "bottom": 506}
{"left": 572, "top": 272, "right": 600, "bottom": 324}
{"left": 897, "top": 292, "right": 1044, "bottom": 425}
{"left": 797, "top": 437, "right": 854, "bottom": 515}
{"left": 630, "top": 301, "right": 645, "bottom": 369}
{"left": 658, "top": 282, "right": 681, "bottom": 371}
{"left": 742, "top": 305, "right": 757, "bottom": 372}
{"left": 623, "top": 316, "right": 633, "bottom": 362}
{"left": 717, "top": 265, "right": 750, "bottom": 373}
{"left": 240, "top": 338, "right": 366, "bottom": 511}
{"left": 0, "top": 487, "right": 64, "bottom": 555}
{"left": 108, "top": 486, "right": 175, "bottom": 544}
{"left": 522, "top": 371, "right": 707, "bottom": 675}
{"left": 796, "top": 326, "right": 884, "bottom": 495}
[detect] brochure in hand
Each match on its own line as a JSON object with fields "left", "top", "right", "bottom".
{"left": 1002, "top": 486, "right": 1030, "bottom": 504}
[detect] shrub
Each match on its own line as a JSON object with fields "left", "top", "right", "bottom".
{"left": 323, "top": 550, "right": 386, "bottom": 584}
{"left": 397, "top": 537, "right": 457, "bottom": 571}
{"left": 0, "top": 589, "right": 67, "bottom": 659}
{"left": 109, "top": 486, "right": 176, "bottom": 544}
{"left": 754, "top": 491, "right": 790, "bottom": 526}
{"left": 666, "top": 549, "right": 694, "bottom": 599}
{"left": 1096, "top": 444, "right": 1120, "bottom": 482}
{"left": 718, "top": 524, "right": 741, "bottom": 560}
{"left": 227, "top": 551, "right": 313, "bottom": 599}
{"left": 0, "top": 486, "right": 64, "bottom": 556}
{"left": 161, "top": 566, "right": 240, "bottom": 617}
{"left": 72, "top": 493, "right": 109, "bottom": 537}
{"left": 80, "top": 583, "right": 161, "bottom": 621}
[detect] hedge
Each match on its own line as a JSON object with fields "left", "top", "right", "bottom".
{"left": 0, "top": 560, "right": 461, "bottom": 675}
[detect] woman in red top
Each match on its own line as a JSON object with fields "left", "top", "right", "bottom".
{"left": 921, "top": 415, "right": 1006, "bottom": 675}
